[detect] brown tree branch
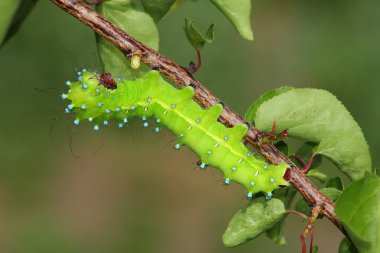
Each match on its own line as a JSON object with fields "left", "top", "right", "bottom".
{"left": 51, "top": 0, "right": 346, "bottom": 235}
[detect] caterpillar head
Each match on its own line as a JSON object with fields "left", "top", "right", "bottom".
{"left": 62, "top": 70, "right": 125, "bottom": 130}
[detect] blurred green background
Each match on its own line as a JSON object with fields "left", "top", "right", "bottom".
{"left": 0, "top": 0, "right": 379, "bottom": 252}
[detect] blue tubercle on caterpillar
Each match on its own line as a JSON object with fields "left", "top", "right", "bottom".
{"left": 63, "top": 70, "right": 289, "bottom": 198}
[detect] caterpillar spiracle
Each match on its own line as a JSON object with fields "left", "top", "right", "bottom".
{"left": 62, "top": 69, "right": 289, "bottom": 199}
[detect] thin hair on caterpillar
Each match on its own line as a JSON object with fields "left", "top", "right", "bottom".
{"left": 34, "top": 86, "right": 60, "bottom": 95}
{"left": 91, "top": 139, "right": 106, "bottom": 155}
{"left": 32, "top": 87, "right": 72, "bottom": 142}
{"left": 32, "top": 74, "right": 61, "bottom": 98}
{"left": 62, "top": 46, "right": 102, "bottom": 81}
{"left": 90, "top": 129, "right": 118, "bottom": 155}
{"left": 48, "top": 116, "right": 65, "bottom": 140}
{"left": 63, "top": 46, "right": 80, "bottom": 74}
{"left": 34, "top": 52, "right": 97, "bottom": 145}
{"left": 91, "top": 51, "right": 100, "bottom": 73}
{"left": 67, "top": 121, "right": 117, "bottom": 158}
{"left": 67, "top": 124, "right": 81, "bottom": 159}
{"left": 62, "top": 47, "right": 96, "bottom": 77}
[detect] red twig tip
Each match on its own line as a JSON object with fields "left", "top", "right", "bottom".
{"left": 188, "top": 48, "right": 202, "bottom": 73}
{"left": 265, "top": 120, "right": 289, "bottom": 141}
{"left": 301, "top": 153, "right": 317, "bottom": 174}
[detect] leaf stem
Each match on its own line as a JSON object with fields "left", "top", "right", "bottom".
{"left": 188, "top": 48, "right": 202, "bottom": 73}
{"left": 51, "top": 0, "right": 347, "bottom": 237}
{"left": 287, "top": 209, "right": 309, "bottom": 220}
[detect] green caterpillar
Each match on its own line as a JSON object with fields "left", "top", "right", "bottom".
{"left": 62, "top": 69, "right": 289, "bottom": 199}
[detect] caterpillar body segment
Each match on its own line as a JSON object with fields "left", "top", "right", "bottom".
{"left": 63, "top": 70, "right": 289, "bottom": 197}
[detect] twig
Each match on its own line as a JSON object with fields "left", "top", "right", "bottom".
{"left": 51, "top": 0, "right": 346, "bottom": 236}
{"left": 188, "top": 48, "right": 202, "bottom": 73}
{"left": 287, "top": 209, "right": 309, "bottom": 220}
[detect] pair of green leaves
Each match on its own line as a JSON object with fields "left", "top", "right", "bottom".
{"left": 184, "top": 18, "right": 215, "bottom": 50}
{"left": 185, "top": 0, "right": 254, "bottom": 50}
{"left": 224, "top": 87, "right": 377, "bottom": 252}
{"left": 141, "top": 0, "right": 254, "bottom": 40}
{"left": 141, "top": 0, "right": 254, "bottom": 41}
{"left": 178, "top": 0, "right": 253, "bottom": 49}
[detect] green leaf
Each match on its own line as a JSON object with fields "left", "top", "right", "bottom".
{"left": 307, "top": 169, "right": 328, "bottom": 183}
{"left": 140, "top": 0, "right": 175, "bottom": 22}
{"left": 245, "top": 86, "right": 294, "bottom": 124}
{"left": 335, "top": 174, "right": 380, "bottom": 253}
{"left": 312, "top": 245, "right": 319, "bottom": 253}
{"left": 295, "top": 187, "right": 342, "bottom": 216}
{"left": 321, "top": 187, "right": 342, "bottom": 201}
{"left": 295, "top": 197, "right": 310, "bottom": 216}
{"left": 184, "top": 18, "right": 215, "bottom": 49}
{"left": 210, "top": 0, "right": 253, "bottom": 40}
{"left": 223, "top": 198, "right": 286, "bottom": 247}
{"left": 97, "top": 0, "right": 159, "bottom": 79}
{"left": 274, "top": 141, "right": 289, "bottom": 156}
{"left": 327, "top": 177, "right": 344, "bottom": 191}
{"left": 253, "top": 88, "right": 372, "bottom": 181}
{"left": 339, "top": 238, "right": 359, "bottom": 253}
{"left": 0, "top": 0, "right": 38, "bottom": 47}
{"left": 266, "top": 187, "right": 297, "bottom": 245}
{"left": 265, "top": 222, "right": 286, "bottom": 246}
